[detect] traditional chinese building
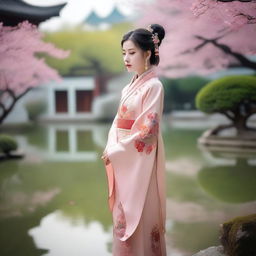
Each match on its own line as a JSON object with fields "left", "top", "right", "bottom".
{"left": 83, "top": 5, "right": 129, "bottom": 30}
{"left": 0, "top": 0, "right": 66, "bottom": 26}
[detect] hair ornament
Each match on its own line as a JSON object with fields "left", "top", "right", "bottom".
{"left": 146, "top": 25, "right": 160, "bottom": 56}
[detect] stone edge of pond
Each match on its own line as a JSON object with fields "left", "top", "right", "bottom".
{"left": 192, "top": 246, "right": 226, "bottom": 256}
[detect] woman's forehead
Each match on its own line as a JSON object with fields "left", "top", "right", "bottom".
{"left": 122, "top": 40, "right": 138, "bottom": 50}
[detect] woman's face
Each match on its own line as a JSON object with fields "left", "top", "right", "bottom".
{"left": 122, "top": 40, "right": 150, "bottom": 76}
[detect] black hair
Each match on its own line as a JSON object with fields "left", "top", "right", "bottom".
{"left": 121, "top": 24, "right": 165, "bottom": 66}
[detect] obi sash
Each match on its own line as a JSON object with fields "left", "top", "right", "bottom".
{"left": 117, "top": 118, "right": 135, "bottom": 130}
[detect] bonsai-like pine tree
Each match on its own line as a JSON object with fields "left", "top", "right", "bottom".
{"left": 196, "top": 75, "right": 256, "bottom": 136}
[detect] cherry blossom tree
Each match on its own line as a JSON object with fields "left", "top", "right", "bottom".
{"left": 0, "top": 21, "right": 69, "bottom": 124}
{"left": 136, "top": 0, "right": 256, "bottom": 77}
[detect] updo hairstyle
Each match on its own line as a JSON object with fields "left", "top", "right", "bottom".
{"left": 121, "top": 24, "right": 165, "bottom": 66}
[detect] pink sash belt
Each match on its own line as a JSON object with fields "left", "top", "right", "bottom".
{"left": 117, "top": 118, "right": 135, "bottom": 129}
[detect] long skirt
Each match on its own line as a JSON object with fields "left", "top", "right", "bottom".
{"left": 111, "top": 160, "right": 167, "bottom": 256}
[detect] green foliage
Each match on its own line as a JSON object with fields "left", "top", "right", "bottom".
{"left": 196, "top": 75, "right": 256, "bottom": 113}
{"left": 42, "top": 22, "right": 133, "bottom": 76}
{"left": 24, "top": 100, "right": 46, "bottom": 122}
{"left": 161, "top": 76, "right": 210, "bottom": 112}
{"left": 0, "top": 134, "right": 18, "bottom": 155}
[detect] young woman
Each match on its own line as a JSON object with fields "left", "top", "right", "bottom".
{"left": 101, "top": 24, "right": 167, "bottom": 256}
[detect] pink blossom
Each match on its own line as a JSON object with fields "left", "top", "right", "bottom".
{"left": 136, "top": 0, "right": 256, "bottom": 77}
{"left": 0, "top": 21, "right": 70, "bottom": 123}
{"left": 0, "top": 20, "right": 69, "bottom": 92}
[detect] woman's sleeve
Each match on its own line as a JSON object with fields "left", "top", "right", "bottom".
{"left": 103, "top": 113, "right": 118, "bottom": 155}
{"left": 103, "top": 85, "right": 129, "bottom": 154}
{"left": 106, "top": 81, "right": 164, "bottom": 241}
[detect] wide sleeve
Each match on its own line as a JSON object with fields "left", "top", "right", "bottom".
{"left": 106, "top": 82, "right": 164, "bottom": 241}
{"left": 103, "top": 113, "right": 118, "bottom": 155}
{"left": 103, "top": 85, "right": 129, "bottom": 154}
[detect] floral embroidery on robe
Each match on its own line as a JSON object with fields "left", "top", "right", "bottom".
{"left": 134, "top": 112, "right": 159, "bottom": 154}
{"left": 114, "top": 202, "right": 126, "bottom": 238}
{"left": 118, "top": 240, "right": 132, "bottom": 256}
{"left": 151, "top": 224, "right": 161, "bottom": 255}
{"left": 104, "top": 70, "right": 166, "bottom": 246}
{"left": 118, "top": 103, "right": 135, "bottom": 119}
{"left": 114, "top": 202, "right": 132, "bottom": 255}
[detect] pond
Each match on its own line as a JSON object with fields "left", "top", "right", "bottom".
{"left": 0, "top": 117, "right": 255, "bottom": 256}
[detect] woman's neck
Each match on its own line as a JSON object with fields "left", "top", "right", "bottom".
{"left": 135, "top": 66, "right": 154, "bottom": 78}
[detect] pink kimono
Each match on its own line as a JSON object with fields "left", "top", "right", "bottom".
{"left": 103, "top": 67, "right": 167, "bottom": 256}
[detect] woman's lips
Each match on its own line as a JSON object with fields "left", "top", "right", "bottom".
{"left": 125, "top": 64, "right": 132, "bottom": 67}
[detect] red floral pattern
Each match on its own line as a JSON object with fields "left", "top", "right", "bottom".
{"left": 118, "top": 104, "right": 135, "bottom": 119}
{"left": 114, "top": 202, "right": 132, "bottom": 255}
{"left": 151, "top": 224, "right": 161, "bottom": 255}
{"left": 114, "top": 202, "right": 126, "bottom": 238}
{"left": 134, "top": 112, "right": 159, "bottom": 154}
{"left": 119, "top": 240, "right": 132, "bottom": 256}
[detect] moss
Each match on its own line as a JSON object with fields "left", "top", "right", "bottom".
{"left": 220, "top": 214, "right": 256, "bottom": 256}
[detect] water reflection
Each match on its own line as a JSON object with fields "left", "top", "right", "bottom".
{"left": 0, "top": 121, "right": 255, "bottom": 256}
{"left": 29, "top": 210, "right": 112, "bottom": 256}
{"left": 164, "top": 126, "right": 256, "bottom": 255}
{"left": 46, "top": 124, "right": 106, "bottom": 161}
{"left": 197, "top": 145, "right": 256, "bottom": 203}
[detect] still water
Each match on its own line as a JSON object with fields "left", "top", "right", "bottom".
{"left": 0, "top": 117, "right": 255, "bottom": 256}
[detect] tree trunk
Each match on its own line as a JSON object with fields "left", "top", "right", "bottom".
{"left": 0, "top": 88, "right": 31, "bottom": 125}
{"left": 0, "top": 98, "right": 17, "bottom": 124}
{"left": 204, "top": 114, "right": 256, "bottom": 138}
{"left": 233, "top": 114, "right": 256, "bottom": 137}
{"left": 204, "top": 123, "right": 234, "bottom": 137}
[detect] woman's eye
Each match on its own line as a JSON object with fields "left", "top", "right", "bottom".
{"left": 122, "top": 52, "right": 135, "bottom": 55}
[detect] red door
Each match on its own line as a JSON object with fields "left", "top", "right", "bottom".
{"left": 76, "top": 90, "right": 93, "bottom": 112}
{"left": 55, "top": 90, "right": 68, "bottom": 113}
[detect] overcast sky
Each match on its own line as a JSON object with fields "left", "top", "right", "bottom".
{"left": 25, "top": 0, "right": 147, "bottom": 31}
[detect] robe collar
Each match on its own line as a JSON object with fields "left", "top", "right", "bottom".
{"left": 120, "top": 67, "right": 158, "bottom": 108}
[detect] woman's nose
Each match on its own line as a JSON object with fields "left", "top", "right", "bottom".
{"left": 123, "top": 54, "right": 129, "bottom": 62}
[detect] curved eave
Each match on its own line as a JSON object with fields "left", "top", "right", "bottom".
{"left": 0, "top": 0, "right": 67, "bottom": 25}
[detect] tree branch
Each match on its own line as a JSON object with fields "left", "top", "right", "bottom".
{"left": 0, "top": 87, "right": 32, "bottom": 124}
{"left": 221, "top": 110, "right": 235, "bottom": 121}
{"left": 0, "top": 102, "right": 6, "bottom": 112}
{"left": 217, "top": 0, "right": 254, "bottom": 2}
{"left": 193, "top": 35, "right": 256, "bottom": 70}
{"left": 16, "top": 87, "right": 32, "bottom": 101}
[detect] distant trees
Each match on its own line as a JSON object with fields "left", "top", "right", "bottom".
{"left": 44, "top": 23, "right": 133, "bottom": 93}
{"left": 161, "top": 76, "right": 210, "bottom": 112}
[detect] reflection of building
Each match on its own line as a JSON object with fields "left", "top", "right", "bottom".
{"left": 47, "top": 124, "right": 97, "bottom": 161}
{"left": 44, "top": 122, "right": 108, "bottom": 161}
{"left": 14, "top": 122, "right": 109, "bottom": 162}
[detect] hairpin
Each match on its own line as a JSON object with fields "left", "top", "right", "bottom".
{"left": 146, "top": 25, "right": 160, "bottom": 56}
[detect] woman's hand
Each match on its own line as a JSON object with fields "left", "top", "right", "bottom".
{"left": 101, "top": 151, "right": 110, "bottom": 165}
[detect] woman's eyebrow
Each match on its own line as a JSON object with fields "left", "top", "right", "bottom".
{"left": 122, "top": 48, "right": 135, "bottom": 51}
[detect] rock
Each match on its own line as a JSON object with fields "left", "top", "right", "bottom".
{"left": 192, "top": 246, "right": 226, "bottom": 256}
{"left": 220, "top": 214, "right": 256, "bottom": 256}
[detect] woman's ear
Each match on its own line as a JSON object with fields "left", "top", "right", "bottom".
{"left": 144, "top": 50, "right": 151, "bottom": 61}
